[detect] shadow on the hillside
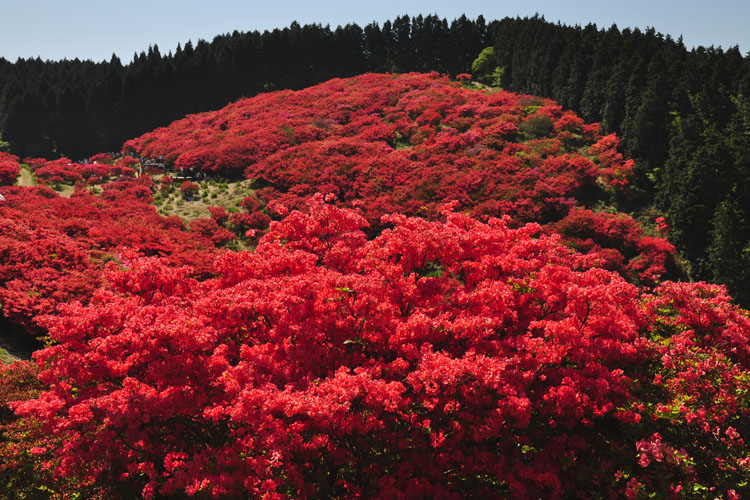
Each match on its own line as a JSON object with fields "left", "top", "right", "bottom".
{"left": 0, "top": 316, "right": 41, "bottom": 363}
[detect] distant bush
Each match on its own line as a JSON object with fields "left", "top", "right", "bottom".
{"left": 89, "top": 153, "right": 113, "bottom": 165}
{"left": 520, "top": 113, "right": 554, "bottom": 138}
{"left": 179, "top": 180, "right": 200, "bottom": 199}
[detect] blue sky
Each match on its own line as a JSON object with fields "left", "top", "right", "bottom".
{"left": 0, "top": 0, "right": 747, "bottom": 62}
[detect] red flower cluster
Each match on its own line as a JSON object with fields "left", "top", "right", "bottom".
{"left": 178, "top": 180, "right": 200, "bottom": 199}
{"left": 32, "top": 158, "right": 84, "bottom": 185}
{"left": 0, "top": 152, "right": 21, "bottom": 186}
{"left": 22, "top": 157, "right": 48, "bottom": 170}
{"left": 29, "top": 156, "right": 142, "bottom": 186}
{"left": 12, "top": 198, "right": 749, "bottom": 498}
{"left": 550, "top": 207, "right": 678, "bottom": 283}
{"left": 189, "top": 218, "right": 236, "bottom": 247}
{"left": 0, "top": 182, "right": 221, "bottom": 336}
{"left": 123, "top": 73, "right": 672, "bottom": 281}
{"left": 89, "top": 153, "right": 114, "bottom": 165}
{"left": 115, "top": 156, "right": 140, "bottom": 170}
{"left": 656, "top": 216, "right": 671, "bottom": 237}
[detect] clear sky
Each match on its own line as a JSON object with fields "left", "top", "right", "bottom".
{"left": 0, "top": 0, "right": 748, "bottom": 63}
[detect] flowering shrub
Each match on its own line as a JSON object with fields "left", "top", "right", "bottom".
{"left": 189, "top": 218, "right": 236, "bottom": 247}
{"left": 115, "top": 156, "right": 140, "bottom": 169}
{"left": 0, "top": 184, "right": 221, "bottom": 336}
{"left": 89, "top": 153, "right": 113, "bottom": 165}
{"left": 3, "top": 73, "right": 729, "bottom": 498}
{"left": 656, "top": 216, "right": 670, "bottom": 236}
{"left": 228, "top": 211, "right": 271, "bottom": 234}
{"left": 22, "top": 157, "right": 48, "bottom": 171}
{"left": 0, "top": 152, "right": 21, "bottom": 186}
{"left": 29, "top": 157, "right": 141, "bottom": 186}
{"left": 178, "top": 180, "right": 200, "bottom": 199}
{"left": 549, "top": 207, "right": 678, "bottom": 283}
{"left": 159, "top": 174, "right": 174, "bottom": 193}
{"left": 80, "top": 163, "right": 111, "bottom": 180}
{"left": 12, "top": 198, "right": 750, "bottom": 499}
{"left": 0, "top": 361, "right": 58, "bottom": 497}
{"left": 34, "top": 158, "right": 84, "bottom": 185}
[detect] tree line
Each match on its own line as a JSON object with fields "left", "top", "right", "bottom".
{"left": 1, "top": 14, "right": 749, "bottom": 304}
{"left": 0, "top": 15, "right": 490, "bottom": 160}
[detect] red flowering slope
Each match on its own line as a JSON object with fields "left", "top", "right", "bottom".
{"left": 12, "top": 199, "right": 749, "bottom": 499}
{"left": 4, "top": 73, "right": 745, "bottom": 499}
{"left": 124, "top": 72, "right": 675, "bottom": 283}
{"left": 0, "top": 181, "right": 220, "bottom": 336}
{"left": 23, "top": 155, "right": 140, "bottom": 187}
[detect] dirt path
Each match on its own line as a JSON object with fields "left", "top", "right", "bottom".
{"left": 17, "top": 167, "right": 35, "bottom": 187}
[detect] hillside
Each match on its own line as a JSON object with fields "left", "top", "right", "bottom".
{"left": 125, "top": 72, "right": 676, "bottom": 284}
{"left": 0, "top": 74, "right": 748, "bottom": 499}
{"left": 0, "top": 156, "right": 227, "bottom": 342}
{"left": 4, "top": 15, "right": 750, "bottom": 305}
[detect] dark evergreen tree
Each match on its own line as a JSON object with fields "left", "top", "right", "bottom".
{"left": 709, "top": 195, "right": 750, "bottom": 306}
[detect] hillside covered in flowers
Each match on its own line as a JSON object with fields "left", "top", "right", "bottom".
{"left": 125, "top": 72, "right": 676, "bottom": 284}
{"left": 0, "top": 73, "right": 748, "bottom": 499}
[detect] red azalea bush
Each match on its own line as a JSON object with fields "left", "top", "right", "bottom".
{"left": 80, "top": 163, "right": 111, "bottom": 180}
{"left": 0, "top": 360, "right": 58, "bottom": 496}
{"left": 115, "top": 156, "right": 140, "bottom": 169}
{"left": 100, "top": 177, "right": 153, "bottom": 203}
{"left": 207, "top": 205, "right": 229, "bottom": 225}
{"left": 189, "top": 218, "right": 237, "bottom": 247}
{"left": 22, "top": 157, "right": 48, "bottom": 171}
{"left": 0, "top": 184, "right": 221, "bottom": 336}
{"left": 178, "top": 180, "right": 200, "bottom": 199}
{"left": 34, "top": 158, "right": 84, "bottom": 185}
{"left": 229, "top": 210, "right": 271, "bottom": 234}
{"left": 122, "top": 73, "right": 669, "bottom": 282}
{"left": 0, "top": 152, "right": 21, "bottom": 186}
{"left": 89, "top": 153, "right": 114, "bottom": 165}
{"left": 0, "top": 361, "right": 42, "bottom": 426}
{"left": 32, "top": 157, "right": 140, "bottom": 186}
{"left": 120, "top": 166, "right": 136, "bottom": 178}
{"left": 656, "top": 216, "right": 671, "bottom": 237}
{"left": 12, "top": 198, "right": 750, "bottom": 499}
{"left": 549, "top": 207, "right": 678, "bottom": 283}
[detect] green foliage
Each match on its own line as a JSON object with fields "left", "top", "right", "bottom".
{"left": 491, "top": 66, "right": 505, "bottom": 87}
{"left": 471, "top": 47, "right": 497, "bottom": 83}
{"left": 709, "top": 196, "right": 750, "bottom": 305}
{"left": 519, "top": 113, "right": 554, "bottom": 138}
{"left": 0, "top": 347, "right": 14, "bottom": 365}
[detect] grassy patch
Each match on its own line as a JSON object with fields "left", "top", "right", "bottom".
{"left": 156, "top": 177, "right": 254, "bottom": 221}
{"left": 0, "top": 346, "right": 21, "bottom": 365}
